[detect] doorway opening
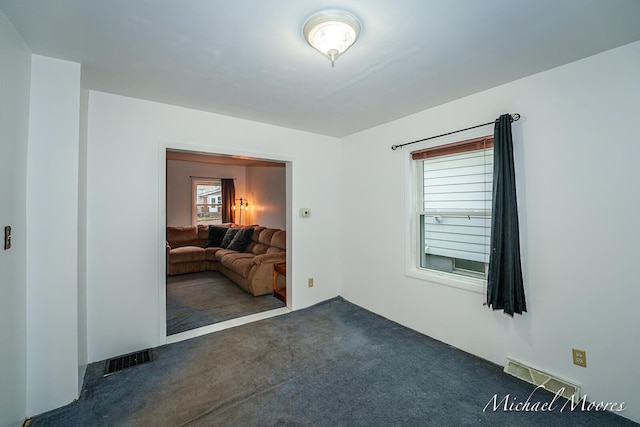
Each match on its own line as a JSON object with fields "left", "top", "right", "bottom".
{"left": 164, "top": 148, "right": 290, "bottom": 339}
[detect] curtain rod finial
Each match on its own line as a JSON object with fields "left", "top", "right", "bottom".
{"left": 391, "top": 145, "right": 399, "bottom": 150}
{"left": 511, "top": 113, "right": 521, "bottom": 122}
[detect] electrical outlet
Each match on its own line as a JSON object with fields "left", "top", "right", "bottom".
{"left": 572, "top": 348, "right": 587, "bottom": 368}
{"left": 308, "top": 277, "right": 314, "bottom": 288}
{"left": 4, "top": 226, "right": 11, "bottom": 250}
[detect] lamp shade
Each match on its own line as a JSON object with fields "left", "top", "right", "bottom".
{"left": 303, "top": 10, "right": 361, "bottom": 66}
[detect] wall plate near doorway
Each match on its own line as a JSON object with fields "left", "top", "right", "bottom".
{"left": 4, "top": 226, "right": 11, "bottom": 250}
{"left": 299, "top": 208, "right": 311, "bottom": 218}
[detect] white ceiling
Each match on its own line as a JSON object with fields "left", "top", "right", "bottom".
{"left": 2, "top": 0, "right": 639, "bottom": 137}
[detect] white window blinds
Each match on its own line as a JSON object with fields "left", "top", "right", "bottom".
{"left": 419, "top": 144, "right": 493, "bottom": 263}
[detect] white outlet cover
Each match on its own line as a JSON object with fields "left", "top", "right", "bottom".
{"left": 299, "top": 208, "right": 311, "bottom": 218}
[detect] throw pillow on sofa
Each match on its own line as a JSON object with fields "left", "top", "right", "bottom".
{"left": 220, "top": 228, "right": 240, "bottom": 248}
{"left": 205, "top": 225, "right": 229, "bottom": 248}
{"left": 226, "top": 227, "right": 254, "bottom": 252}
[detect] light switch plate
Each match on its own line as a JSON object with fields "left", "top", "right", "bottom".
{"left": 4, "top": 226, "right": 11, "bottom": 250}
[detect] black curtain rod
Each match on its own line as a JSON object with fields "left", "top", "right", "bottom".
{"left": 190, "top": 176, "right": 237, "bottom": 180}
{"left": 390, "top": 113, "right": 520, "bottom": 151}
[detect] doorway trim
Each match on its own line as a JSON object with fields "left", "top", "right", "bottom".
{"left": 157, "top": 140, "right": 294, "bottom": 345}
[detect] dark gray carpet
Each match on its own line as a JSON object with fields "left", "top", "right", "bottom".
{"left": 166, "top": 271, "right": 285, "bottom": 335}
{"left": 32, "top": 298, "right": 636, "bottom": 426}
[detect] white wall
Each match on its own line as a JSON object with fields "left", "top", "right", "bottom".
{"left": 340, "top": 41, "right": 640, "bottom": 423}
{"left": 86, "top": 92, "right": 342, "bottom": 362}
{"left": 166, "top": 159, "right": 246, "bottom": 226}
{"left": 26, "top": 55, "right": 81, "bottom": 416}
{"left": 0, "top": 11, "right": 30, "bottom": 427}
{"left": 246, "top": 166, "right": 286, "bottom": 229}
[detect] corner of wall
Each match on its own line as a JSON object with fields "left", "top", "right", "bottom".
{"left": 0, "top": 9, "right": 31, "bottom": 427}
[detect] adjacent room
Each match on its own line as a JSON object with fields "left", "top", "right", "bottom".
{"left": 165, "top": 150, "right": 288, "bottom": 336}
{"left": 1, "top": 1, "right": 639, "bottom": 426}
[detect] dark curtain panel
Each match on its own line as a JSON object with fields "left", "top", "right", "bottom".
{"left": 487, "top": 114, "right": 526, "bottom": 316}
{"left": 221, "top": 179, "right": 236, "bottom": 224}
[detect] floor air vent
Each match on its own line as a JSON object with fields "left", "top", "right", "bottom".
{"left": 504, "top": 358, "right": 579, "bottom": 400}
{"left": 104, "top": 349, "right": 153, "bottom": 376}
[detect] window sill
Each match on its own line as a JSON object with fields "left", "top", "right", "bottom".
{"left": 405, "top": 267, "right": 485, "bottom": 294}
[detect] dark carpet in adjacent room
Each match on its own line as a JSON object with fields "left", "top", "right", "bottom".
{"left": 32, "top": 298, "right": 636, "bottom": 426}
{"left": 166, "top": 271, "right": 285, "bottom": 335}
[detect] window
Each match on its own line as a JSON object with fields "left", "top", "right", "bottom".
{"left": 413, "top": 136, "right": 493, "bottom": 280}
{"left": 192, "top": 179, "right": 222, "bottom": 226}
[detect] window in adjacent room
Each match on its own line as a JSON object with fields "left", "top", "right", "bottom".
{"left": 413, "top": 136, "right": 493, "bottom": 280}
{"left": 192, "top": 178, "right": 222, "bottom": 226}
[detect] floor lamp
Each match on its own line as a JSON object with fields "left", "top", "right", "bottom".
{"left": 233, "top": 197, "right": 249, "bottom": 224}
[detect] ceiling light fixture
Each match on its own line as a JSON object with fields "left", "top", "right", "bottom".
{"left": 303, "top": 10, "right": 361, "bottom": 67}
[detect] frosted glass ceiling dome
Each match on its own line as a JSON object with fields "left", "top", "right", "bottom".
{"left": 303, "top": 10, "right": 361, "bottom": 67}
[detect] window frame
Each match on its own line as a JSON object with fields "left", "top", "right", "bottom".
{"left": 191, "top": 178, "right": 223, "bottom": 226}
{"left": 405, "top": 135, "right": 493, "bottom": 294}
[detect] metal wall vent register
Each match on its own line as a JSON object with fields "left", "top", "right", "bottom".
{"left": 104, "top": 349, "right": 153, "bottom": 376}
